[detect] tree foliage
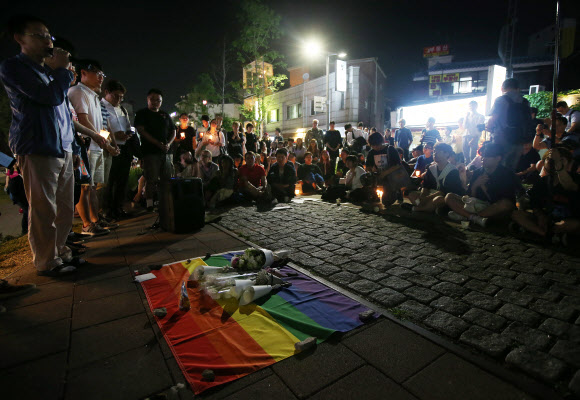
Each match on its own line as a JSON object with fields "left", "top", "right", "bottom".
{"left": 525, "top": 89, "right": 580, "bottom": 118}
{"left": 176, "top": 73, "right": 219, "bottom": 126}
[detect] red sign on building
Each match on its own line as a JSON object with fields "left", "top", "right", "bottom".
{"left": 423, "top": 44, "right": 450, "bottom": 58}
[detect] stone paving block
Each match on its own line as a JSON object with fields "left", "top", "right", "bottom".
{"left": 406, "top": 273, "right": 439, "bottom": 288}
{"left": 459, "top": 326, "right": 511, "bottom": 358}
{"left": 342, "top": 320, "right": 444, "bottom": 383}
{"left": 348, "top": 279, "right": 382, "bottom": 295}
{"left": 358, "top": 269, "right": 388, "bottom": 282}
{"left": 511, "top": 264, "right": 544, "bottom": 275}
{"left": 327, "top": 271, "right": 358, "bottom": 286}
{"left": 65, "top": 345, "right": 173, "bottom": 400}
{"left": 1, "top": 280, "right": 73, "bottom": 309}
{"left": 424, "top": 311, "right": 469, "bottom": 338}
{"left": 497, "top": 304, "right": 542, "bottom": 327}
{"left": 435, "top": 261, "right": 465, "bottom": 273}
{"left": 320, "top": 243, "right": 341, "bottom": 251}
{"left": 392, "top": 258, "right": 419, "bottom": 269}
{"left": 520, "top": 285, "right": 561, "bottom": 302}
{"left": 463, "top": 279, "right": 500, "bottom": 296}
{"left": 431, "top": 281, "right": 469, "bottom": 298}
{"left": 310, "top": 365, "right": 418, "bottom": 400}
{"left": 344, "top": 262, "right": 368, "bottom": 274}
{"left": 461, "top": 308, "right": 507, "bottom": 332}
{"left": 272, "top": 342, "right": 364, "bottom": 399}
{"left": 72, "top": 290, "right": 145, "bottom": 330}
{"left": 551, "top": 283, "right": 580, "bottom": 297}
{"left": 404, "top": 353, "right": 532, "bottom": 400}
{"left": 489, "top": 276, "right": 525, "bottom": 291}
{"left": 413, "top": 264, "right": 443, "bottom": 276}
{"left": 530, "top": 299, "right": 576, "bottom": 322}
{"left": 438, "top": 271, "right": 468, "bottom": 285}
{"left": 201, "top": 366, "right": 273, "bottom": 400}
{"left": 506, "top": 347, "right": 567, "bottom": 382}
{"left": 0, "top": 351, "right": 67, "bottom": 400}
{"left": 462, "top": 266, "right": 494, "bottom": 281}
{"left": 69, "top": 313, "right": 155, "bottom": 368}
{"left": 494, "top": 288, "right": 534, "bottom": 307}
{"left": 430, "top": 296, "right": 470, "bottom": 316}
{"left": 403, "top": 286, "right": 439, "bottom": 304}
{"left": 561, "top": 296, "right": 580, "bottom": 311}
{"left": 502, "top": 322, "right": 551, "bottom": 350}
{"left": 549, "top": 340, "right": 580, "bottom": 368}
{"left": 486, "top": 265, "right": 517, "bottom": 278}
{"left": 0, "top": 296, "right": 71, "bottom": 335}
{"left": 514, "top": 272, "right": 549, "bottom": 287}
{"left": 380, "top": 276, "right": 413, "bottom": 291}
{"left": 326, "top": 255, "right": 351, "bottom": 266}
{"left": 538, "top": 318, "right": 571, "bottom": 337}
{"left": 462, "top": 291, "right": 502, "bottom": 312}
{"left": 221, "top": 374, "right": 297, "bottom": 400}
{"left": 366, "top": 259, "right": 397, "bottom": 271}
{"left": 369, "top": 287, "right": 407, "bottom": 308}
{"left": 312, "top": 264, "right": 341, "bottom": 277}
{"left": 310, "top": 249, "right": 335, "bottom": 259}
{"left": 544, "top": 271, "right": 577, "bottom": 285}
{"left": 570, "top": 370, "right": 580, "bottom": 397}
{"left": 0, "top": 319, "right": 70, "bottom": 369}
{"left": 74, "top": 274, "right": 137, "bottom": 303}
{"left": 397, "top": 300, "right": 433, "bottom": 321}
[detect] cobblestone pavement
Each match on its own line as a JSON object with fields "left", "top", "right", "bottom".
{"left": 218, "top": 200, "right": 580, "bottom": 396}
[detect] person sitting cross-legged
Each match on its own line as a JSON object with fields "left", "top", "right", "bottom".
{"left": 267, "top": 148, "right": 296, "bottom": 202}
{"left": 345, "top": 154, "right": 369, "bottom": 202}
{"left": 407, "top": 143, "right": 464, "bottom": 213}
{"left": 298, "top": 152, "right": 325, "bottom": 193}
{"left": 445, "top": 142, "right": 520, "bottom": 227}
{"left": 238, "top": 151, "right": 269, "bottom": 201}
{"left": 511, "top": 147, "right": 580, "bottom": 244}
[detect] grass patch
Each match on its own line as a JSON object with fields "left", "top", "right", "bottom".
{"left": 0, "top": 234, "right": 28, "bottom": 259}
{"left": 387, "top": 307, "right": 408, "bottom": 320}
{"left": 0, "top": 234, "right": 30, "bottom": 279}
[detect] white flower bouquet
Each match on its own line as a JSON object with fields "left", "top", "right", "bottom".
{"left": 230, "top": 248, "right": 275, "bottom": 271}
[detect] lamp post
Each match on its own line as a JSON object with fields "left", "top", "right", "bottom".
{"left": 303, "top": 40, "right": 346, "bottom": 129}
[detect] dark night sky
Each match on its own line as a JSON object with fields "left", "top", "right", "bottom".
{"left": 1, "top": 0, "right": 577, "bottom": 110}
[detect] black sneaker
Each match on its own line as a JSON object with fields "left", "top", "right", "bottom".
{"left": 37, "top": 265, "right": 76, "bottom": 277}
{"left": 0, "top": 279, "right": 36, "bottom": 300}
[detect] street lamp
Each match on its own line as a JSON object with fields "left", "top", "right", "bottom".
{"left": 303, "top": 40, "right": 346, "bottom": 128}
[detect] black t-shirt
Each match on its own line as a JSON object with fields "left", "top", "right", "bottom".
{"left": 175, "top": 126, "right": 196, "bottom": 153}
{"left": 227, "top": 131, "right": 245, "bottom": 157}
{"left": 245, "top": 132, "right": 258, "bottom": 153}
{"left": 423, "top": 165, "right": 464, "bottom": 195}
{"left": 469, "top": 164, "right": 520, "bottom": 204}
{"left": 268, "top": 163, "right": 297, "bottom": 185}
{"left": 260, "top": 138, "right": 272, "bottom": 154}
{"left": 529, "top": 175, "right": 580, "bottom": 217}
{"left": 365, "top": 146, "right": 389, "bottom": 171}
{"left": 134, "top": 108, "right": 175, "bottom": 155}
{"left": 324, "top": 130, "right": 342, "bottom": 150}
{"left": 516, "top": 149, "right": 541, "bottom": 173}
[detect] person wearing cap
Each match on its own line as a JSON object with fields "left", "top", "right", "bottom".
{"left": 445, "top": 142, "right": 520, "bottom": 227}
{"left": 0, "top": 15, "right": 87, "bottom": 276}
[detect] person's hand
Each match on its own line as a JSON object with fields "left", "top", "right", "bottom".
{"left": 45, "top": 47, "right": 70, "bottom": 69}
{"left": 109, "top": 146, "right": 121, "bottom": 156}
{"left": 473, "top": 173, "right": 489, "bottom": 188}
{"left": 73, "top": 155, "right": 81, "bottom": 169}
{"left": 93, "top": 134, "right": 108, "bottom": 149}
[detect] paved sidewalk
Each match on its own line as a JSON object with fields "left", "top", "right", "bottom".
{"left": 0, "top": 212, "right": 562, "bottom": 399}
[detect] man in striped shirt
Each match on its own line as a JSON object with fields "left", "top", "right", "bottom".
{"left": 420, "top": 117, "right": 441, "bottom": 145}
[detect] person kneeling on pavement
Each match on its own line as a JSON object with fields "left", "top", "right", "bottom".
{"left": 511, "top": 146, "right": 580, "bottom": 244}
{"left": 298, "top": 152, "right": 325, "bottom": 193}
{"left": 445, "top": 142, "right": 521, "bottom": 227}
{"left": 267, "top": 148, "right": 296, "bottom": 203}
{"left": 406, "top": 143, "right": 464, "bottom": 214}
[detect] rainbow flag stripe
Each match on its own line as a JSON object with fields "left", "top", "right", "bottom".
{"left": 140, "top": 252, "right": 374, "bottom": 394}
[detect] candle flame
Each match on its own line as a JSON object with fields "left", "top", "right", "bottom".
{"left": 376, "top": 189, "right": 383, "bottom": 198}
{"left": 99, "top": 130, "right": 109, "bottom": 138}
{"left": 295, "top": 189, "right": 300, "bottom": 195}
{"left": 180, "top": 132, "right": 185, "bottom": 139}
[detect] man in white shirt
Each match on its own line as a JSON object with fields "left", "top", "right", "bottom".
{"left": 556, "top": 101, "right": 579, "bottom": 134}
{"left": 463, "top": 100, "right": 485, "bottom": 163}
{"left": 68, "top": 59, "right": 115, "bottom": 234}
{"left": 101, "top": 80, "right": 133, "bottom": 219}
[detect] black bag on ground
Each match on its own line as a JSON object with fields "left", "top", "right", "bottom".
{"left": 159, "top": 177, "right": 205, "bottom": 233}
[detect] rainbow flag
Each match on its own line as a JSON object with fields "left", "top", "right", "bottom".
{"left": 140, "top": 252, "right": 375, "bottom": 394}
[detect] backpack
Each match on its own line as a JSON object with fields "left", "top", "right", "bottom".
{"left": 503, "top": 95, "right": 533, "bottom": 144}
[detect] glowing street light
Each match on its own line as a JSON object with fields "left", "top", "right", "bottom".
{"left": 302, "top": 39, "right": 347, "bottom": 128}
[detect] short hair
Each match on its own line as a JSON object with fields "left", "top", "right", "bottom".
{"left": 276, "top": 148, "right": 288, "bottom": 157}
{"left": 556, "top": 101, "right": 568, "bottom": 109}
{"left": 502, "top": 78, "right": 519, "bottom": 90}
{"left": 344, "top": 124, "right": 352, "bottom": 130}
{"left": 304, "top": 151, "right": 313, "bottom": 158}
{"left": 52, "top": 36, "right": 75, "bottom": 57}
{"left": 76, "top": 59, "right": 103, "bottom": 73}
{"left": 341, "top": 148, "right": 350, "bottom": 154}
{"left": 480, "top": 142, "right": 504, "bottom": 158}
{"left": 201, "top": 149, "right": 212, "bottom": 158}
{"left": 201, "top": 115, "right": 210, "bottom": 121}
{"left": 399, "top": 119, "right": 406, "bottom": 125}
{"left": 530, "top": 107, "right": 538, "bottom": 115}
{"left": 147, "top": 88, "right": 163, "bottom": 96}
{"left": 424, "top": 142, "right": 435, "bottom": 149}
{"left": 246, "top": 123, "right": 254, "bottom": 129}
{"left": 556, "top": 115, "right": 569, "bottom": 126}
{"left": 368, "top": 132, "right": 384, "bottom": 146}
{"left": 275, "top": 127, "right": 281, "bottom": 133}
{"left": 330, "top": 121, "right": 335, "bottom": 125}
{"left": 313, "top": 119, "right": 319, "bottom": 124}
{"left": 245, "top": 151, "right": 256, "bottom": 158}
{"left": 358, "top": 122, "right": 364, "bottom": 127}
{"left": 434, "top": 142, "right": 453, "bottom": 155}
{"left": 104, "top": 79, "right": 126, "bottom": 94}
{"left": 413, "top": 144, "right": 424, "bottom": 152}
{"left": 427, "top": 117, "right": 436, "bottom": 124}
{"left": 7, "top": 14, "right": 47, "bottom": 36}
{"left": 469, "top": 100, "right": 478, "bottom": 107}
{"left": 288, "top": 152, "right": 297, "bottom": 159}
{"left": 346, "top": 155, "right": 358, "bottom": 164}
{"left": 179, "top": 112, "right": 189, "bottom": 118}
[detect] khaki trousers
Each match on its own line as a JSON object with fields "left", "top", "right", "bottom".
{"left": 18, "top": 152, "right": 74, "bottom": 271}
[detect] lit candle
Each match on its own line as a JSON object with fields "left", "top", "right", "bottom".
{"left": 180, "top": 132, "right": 185, "bottom": 139}
{"left": 376, "top": 189, "right": 383, "bottom": 202}
{"left": 295, "top": 189, "right": 300, "bottom": 196}
{"left": 414, "top": 170, "right": 421, "bottom": 177}
{"left": 99, "top": 130, "right": 109, "bottom": 138}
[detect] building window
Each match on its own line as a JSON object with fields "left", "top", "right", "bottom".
{"left": 310, "top": 100, "right": 318, "bottom": 116}
{"left": 269, "top": 109, "right": 279, "bottom": 123}
{"left": 452, "top": 77, "right": 473, "bottom": 94}
{"left": 286, "top": 103, "right": 302, "bottom": 120}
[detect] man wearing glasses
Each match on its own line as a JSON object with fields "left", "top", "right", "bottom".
{"left": 0, "top": 15, "right": 82, "bottom": 276}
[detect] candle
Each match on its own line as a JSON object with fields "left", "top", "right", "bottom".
{"left": 414, "top": 170, "right": 421, "bottom": 177}
{"left": 180, "top": 132, "right": 185, "bottom": 139}
{"left": 199, "top": 132, "right": 204, "bottom": 138}
{"left": 376, "top": 189, "right": 383, "bottom": 202}
{"left": 295, "top": 189, "right": 300, "bottom": 196}
{"left": 99, "top": 130, "right": 109, "bottom": 138}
